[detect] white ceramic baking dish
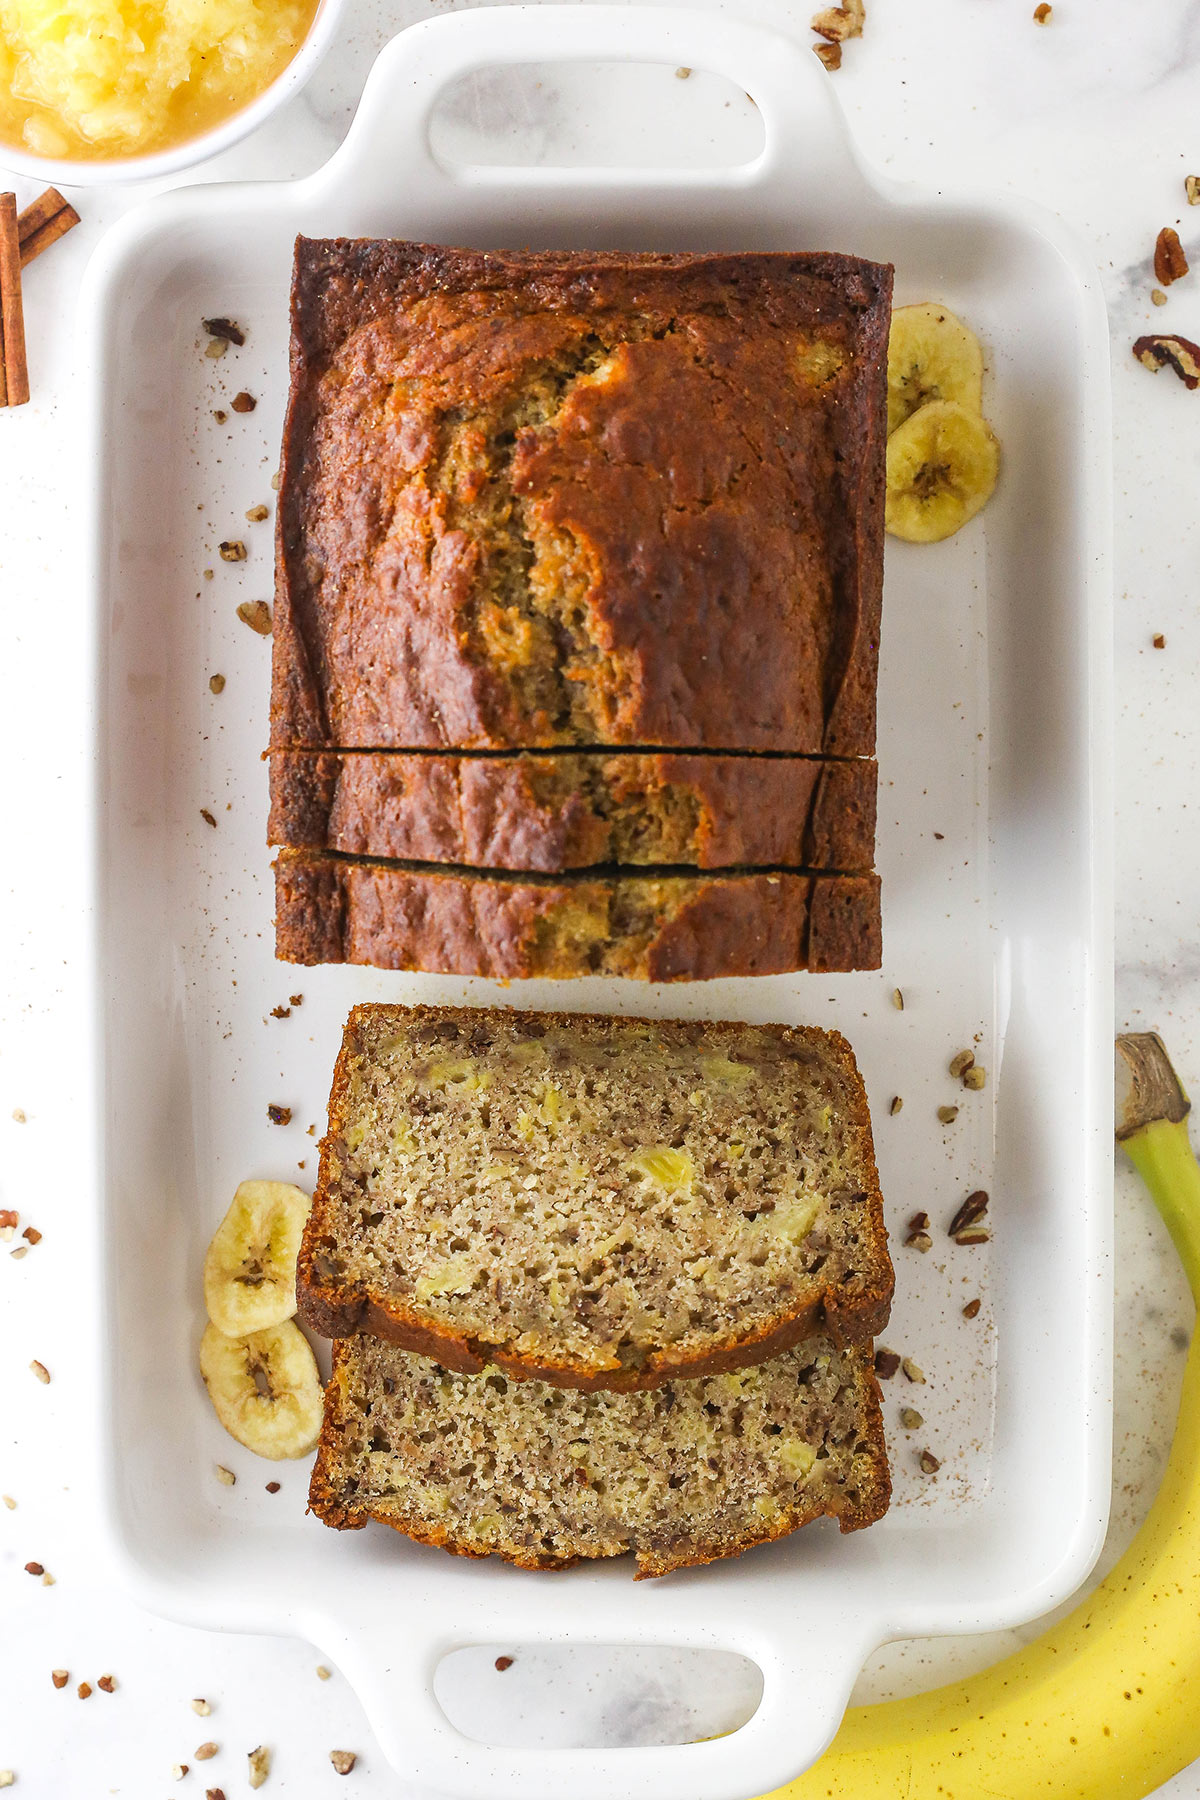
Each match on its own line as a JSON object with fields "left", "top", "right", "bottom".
{"left": 81, "top": 8, "right": 1113, "bottom": 1799}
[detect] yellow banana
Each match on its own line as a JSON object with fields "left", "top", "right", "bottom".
{"left": 765, "top": 1031, "right": 1200, "bottom": 1800}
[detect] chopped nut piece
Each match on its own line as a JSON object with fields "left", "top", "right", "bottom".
{"left": 192, "top": 1697, "right": 212, "bottom": 1715}
{"left": 41, "top": 1572, "right": 55, "bottom": 1587}
{"left": 316, "top": 1666, "right": 332, "bottom": 1680}
{"left": 248, "top": 1746, "right": 270, "bottom": 1788}
{"left": 218, "top": 540, "right": 247, "bottom": 563}
{"left": 889, "top": 1095, "right": 903, "bottom": 1115}
{"left": 231, "top": 391, "right": 257, "bottom": 414}
{"left": 1187, "top": 176, "right": 1200, "bottom": 206}
{"left": 812, "top": 0, "right": 864, "bottom": 41}
{"left": 266, "top": 1480, "right": 281, "bottom": 1493}
{"left": 29, "top": 1359, "right": 49, "bottom": 1383}
{"left": 495, "top": 1655, "right": 514, "bottom": 1671}
{"left": 10, "top": 1246, "right": 28, "bottom": 1260}
{"left": 194, "top": 1741, "right": 218, "bottom": 1760}
{"left": 955, "top": 1226, "right": 992, "bottom": 1246}
{"left": 874, "top": 1347, "right": 901, "bottom": 1379}
{"left": 900, "top": 1407, "right": 923, "bottom": 1430}
{"left": 203, "top": 317, "right": 245, "bottom": 346}
{"left": 245, "top": 504, "right": 269, "bottom": 522}
{"left": 1133, "top": 332, "right": 1200, "bottom": 388}
{"left": 1155, "top": 227, "right": 1189, "bottom": 286}
{"left": 78, "top": 1682, "right": 92, "bottom": 1699}
{"left": 206, "top": 1789, "right": 226, "bottom": 1800}
{"left": 200, "top": 809, "right": 217, "bottom": 829}
{"left": 329, "top": 1752, "right": 357, "bottom": 1776}
{"left": 1152, "top": 289, "right": 1168, "bottom": 306}
{"left": 205, "top": 339, "right": 228, "bottom": 359}
{"left": 891, "top": 987, "right": 904, "bottom": 1010}
{"left": 237, "top": 600, "right": 273, "bottom": 636}
{"left": 908, "top": 1211, "right": 930, "bottom": 1231}
{"left": 1, "top": 1496, "right": 14, "bottom": 1509}
{"left": 0, "top": 1210, "right": 17, "bottom": 1234}
{"left": 97, "top": 1675, "right": 116, "bottom": 1693}
{"left": 901, "top": 1357, "right": 927, "bottom": 1384}
{"left": 0, "top": 1775, "right": 12, "bottom": 1789}
{"left": 675, "top": 65, "right": 690, "bottom": 77}
{"left": 904, "top": 1230, "right": 933, "bottom": 1253}
{"left": 919, "top": 1448, "right": 941, "bottom": 1474}
{"left": 11, "top": 1109, "right": 25, "bottom": 1123}
{"left": 963, "top": 1297, "right": 982, "bottom": 1319}
{"left": 24, "top": 1561, "right": 43, "bottom": 1576}
{"left": 51, "top": 1670, "right": 68, "bottom": 1688}
{"left": 948, "top": 1049, "right": 975, "bottom": 1078}
{"left": 209, "top": 674, "right": 226, "bottom": 694}
{"left": 1032, "top": 2, "right": 1052, "bottom": 19}
{"left": 1153, "top": 633, "right": 1166, "bottom": 649}
{"left": 22, "top": 1227, "right": 40, "bottom": 1244}
{"left": 172, "top": 1767, "right": 188, "bottom": 1781}
{"left": 962, "top": 1064, "right": 987, "bottom": 1090}
{"left": 813, "top": 39, "right": 842, "bottom": 68}
{"left": 948, "top": 1190, "right": 989, "bottom": 1235}
{"left": 213, "top": 409, "right": 227, "bottom": 422}
{"left": 267, "top": 1105, "right": 292, "bottom": 1127}
{"left": 937, "top": 1105, "right": 959, "bottom": 1124}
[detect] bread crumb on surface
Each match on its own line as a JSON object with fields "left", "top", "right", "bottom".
{"left": 330, "top": 1751, "right": 358, "bottom": 1775}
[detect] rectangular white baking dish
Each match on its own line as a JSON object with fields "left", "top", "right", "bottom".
{"left": 81, "top": 9, "right": 1113, "bottom": 1799}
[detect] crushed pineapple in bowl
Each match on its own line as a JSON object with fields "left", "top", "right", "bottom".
{"left": 0, "top": 0, "right": 343, "bottom": 182}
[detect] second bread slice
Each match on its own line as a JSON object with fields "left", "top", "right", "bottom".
{"left": 298, "top": 1005, "right": 893, "bottom": 1388}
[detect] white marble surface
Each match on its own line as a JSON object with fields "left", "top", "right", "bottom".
{"left": 0, "top": 0, "right": 1198, "bottom": 1792}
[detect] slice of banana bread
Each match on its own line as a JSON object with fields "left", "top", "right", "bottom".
{"left": 272, "top": 240, "right": 891, "bottom": 756}
{"left": 273, "top": 852, "right": 882, "bottom": 977}
{"left": 298, "top": 1006, "right": 892, "bottom": 1386}
{"left": 308, "top": 1334, "right": 890, "bottom": 1576}
{"left": 268, "top": 751, "right": 877, "bottom": 873}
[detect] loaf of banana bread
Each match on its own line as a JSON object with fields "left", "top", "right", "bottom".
{"left": 309, "top": 1334, "right": 890, "bottom": 1575}
{"left": 274, "top": 852, "right": 882, "bottom": 978}
{"left": 267, "top": 751, "right": 877, "bottom": 872}
{"left": 298, "top": 1005, "right": 892, "bottom": 1385}
{"left": 272, "top": 240, "right": 891, "bottom": 756}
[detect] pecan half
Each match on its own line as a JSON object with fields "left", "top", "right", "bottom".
{"left": 1154, "top": 227, "right": 1189, "bottom": 286}
{"left": 1133, "top": 333, "right": 1200, "bottom": 388}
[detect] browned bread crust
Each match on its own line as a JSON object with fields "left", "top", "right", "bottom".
{"left": 274, "top": 851, "right": 882, "bottom": 977}
{"left": 268, "top": 750, "right": 877, "bottom": 872}
{"left": 308, "top": 1335, "right": 891, "bottom": 1575}
{"left": 272, "top": 240, "right": 891, "bottom": 756}
{"left": 296, "top": 1004, "right": 892, "bottom": 1386}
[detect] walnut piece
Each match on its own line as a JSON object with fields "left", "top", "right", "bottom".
{"left": 1154, "top": 227, "right": 1189, "bottom": 286}
{"left": 1133, "top": 333, "right": 1200, "bottom": 388}
{"left": 812, "top": 0, "right": 864, "bottom": 39}
{"left": 237, "top": 600, "right": 273, "bottom": 636}
{"left": 1188, "top": 175, "right": 1200, "bottom": 206}
{"left": 813, "top": 40, "right": 842, "bottom": 68}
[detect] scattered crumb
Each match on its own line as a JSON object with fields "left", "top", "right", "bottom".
{"left": 203, "top": 569, "right": 214, "bottom": 581}
{"left": 1152, "top": 289, "right": 1168, "bottom": 306}
{"left": 215, "top": 1464, "right": 236, "bottom": 1487}
{"left": 901, "top": 1357, "right": 926, "bottom": 1384}
{"left": 874, "top": 1348, "right": 901, "bottom": 1380}
{"left": 52, "top": 1670, "right": 68, "bottom": 1688}
{"left": 316, "top": 1666, "right": 332, "bottom": 1681}
{"left": 97, "top": 1675, "right": 116, "bottom": 1693}
{"left": 78, "top": 1682, "right": 92, "bottom": 1699}
{"left": 1033, "top": 2, "right": 1052, "bottom": 19}
{"left": 245, "top": 504, "right": 269, "bottom": 522}
{"left": 271, "top": 471, "right": 281, "bottom": 491}
{"left": 269, "top": 1005, "right": 291, "bottom": 1020}
{"left": 237, "top": 600, "right": 273, "bottom": 636}
{"left": 963, "top": 1298, "right": 982, "bottom": 1319}
{"left": 900, "top": 1408, "right": 923, "bottom": 1430}
{"left": 290, "top": 994, "right": 304, "bottom": 1007}
{"left": 192, "top": 1698, "right": 212, "bottom": 1716}
{"left": 231, "top": 391, "right": 257, "bottom": 414}
{"left": 267, "top": 1105, "right": 292, "bottom": 1127}
{"left": 674, "top": 65, "right": 690, "bottom": 77}
{"left": 937, "top": 1105, "right": 959, "bottom": 1125}
{"left": 933, "top": 831, "right": 944, "bottom": 840}
{"left": 194, "top": 1741, "right": 219, "bottom": 1760}
{"left": 29, "top": 1360, "right": 50, "bottom": 1384}
{"left": 218, "top": 540, "right": 247, "bottom": 563}
{"left": 919, "top": 1449, "right": 941, "bottom": 1474}
{"left": 495, "top": 1656, "right": 514, "bottom": 1672}
{"left": 266, "top": 1481, "right": 281, "bottom": 1493}
{"left": 329, "top": 1751, "right": 357, "bottom": 1776}
{"left": 307, "top": 1124, "right": 316, "bottom": 1138}
{"left": 213, "top": 409, "right": 227, "bottom": 422}
{"left": 889, "top": 1095, "right": 903, "bottom": 1115}
{"left": 1153, "top": 633, "right": 1166, "bottom": 649}
{"left": 11, "top": 1109, "right": 25, "bottom": 1123}
{"left": 297, "top": 1160, "right": 306, "bottom": 1170}
{"left": 24, "top": 1562, "right": 43, "bottom": 1576}
{"left": 209, "top": 674, "right": 226, "bottom": 694}
{"left": 200, "top": 809, "right": 217, "bottom": 829}
{"left": 248, "top": 1746, "right": 270, "bottom": 1789}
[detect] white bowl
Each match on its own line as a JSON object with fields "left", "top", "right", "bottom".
{"left": 0, "top": 0, "right": 345, "bottom": 187}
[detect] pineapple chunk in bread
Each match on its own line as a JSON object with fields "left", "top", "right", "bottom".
{"left": 309, "top": 1335, "right": 890, "bottom": 1577}
{"left": 298, "top": 1006, "right": 892, "bottom": 1388}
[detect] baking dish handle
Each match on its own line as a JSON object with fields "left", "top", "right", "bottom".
{"left": 322, "top": 1604, "right": 873, "bottom": 1800}
{"left": 319, "top": 3, "right": 872, "bottom": 207}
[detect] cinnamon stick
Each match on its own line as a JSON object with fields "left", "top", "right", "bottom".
{"left": 18, "top": 187, "right": 80, "bottom": 268}
{"left": 0, "top": 193, "right": 30, "bottom": 408}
